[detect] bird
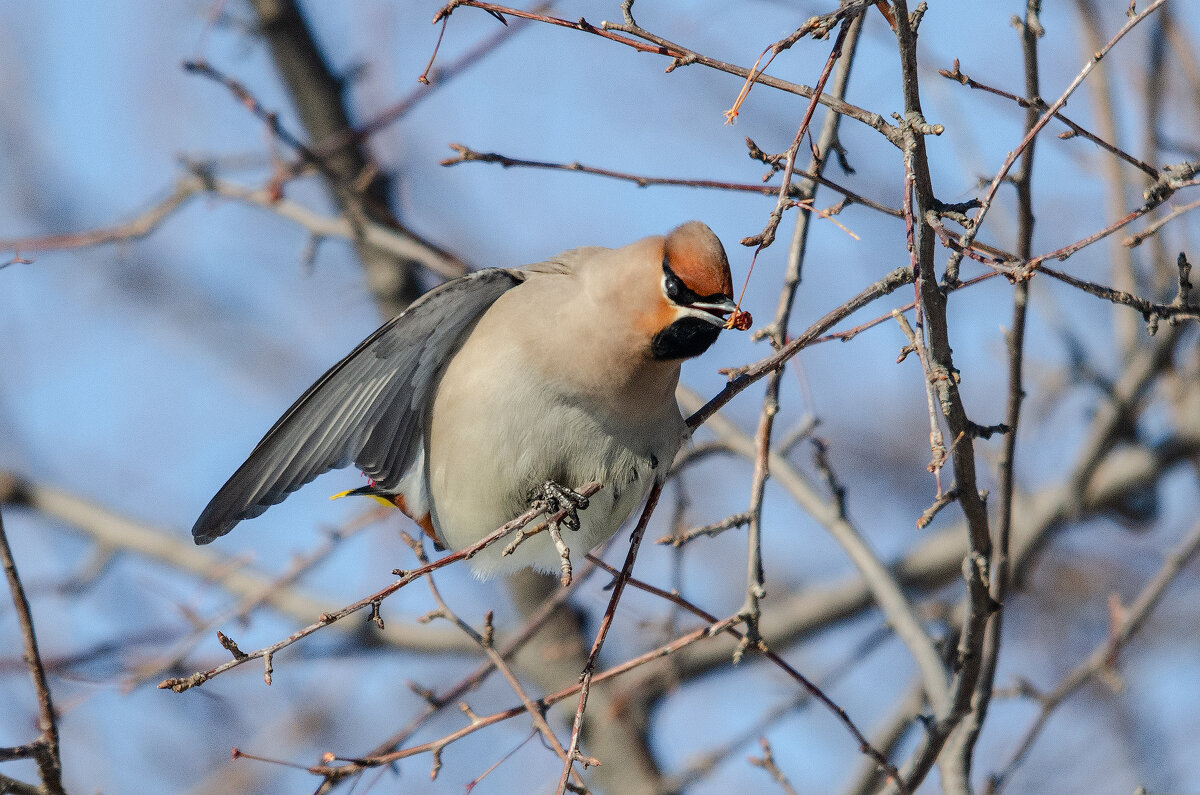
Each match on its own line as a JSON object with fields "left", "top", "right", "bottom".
{"left": 191, "top": 221, "right": 745, "bottom": 577}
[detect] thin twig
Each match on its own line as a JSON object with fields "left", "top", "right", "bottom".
{"left": 431, "top": 0, "right": 902, "bottom": 145}
{"left": 942, "top": 0, "right": 1170, "bottom": 282}
{"left": 688, "top": 266, "right": 915, "bottom": 430}
{"left": 558, "top": 482, "right": 662, "bottom": 793}
{"left": 988, "top": 518, "right": 1200, "bottom": 794}
{"left": 432, "top": 1, "right": 679, "bottom": 56}
{"left": 0, "top": 506, "right": 66, "bottom": 794}
{"left": 440, "top": 143, "right": 902, "bottom": 218}
{"left": 741, "top": 17, "right": 858, "bottom": 250}
{"left": 0, "top": 171, "right": 467, "bottom": 279}
{"left": 938, "top": 58, "right": 1157, "bottom": 177}
{"left": 1123, "top": 196, "right": 1200, "bottom": 247}
{"left": 583, "top": 553, "right": 910, "bottom": 793}
{"left": 183, "top": 59, "right": 325, "bottom": 170}
{"left": 318, "top": 2, "right": 555, "bottom": 153}
{"left": 664, "top": 625, "right": 894, "bottom": 793}
{"left": 315, "top": 562, "right": 600, "bottom": 791}
{"left": 1036, "top": 261, "right": 1199, "bottom": 327}
{"left": 412, "top": 539, "right": 589, "bottom": 790}
{"left": 128, "top": 516, "right": 375, "bottom": 686}
{"left": 323, "top": 610, "right": 748, "bottom": 776}
{"left": 748, "top": 737, "right": 799, "bottom": 795}
{"left": 658, "top": 511, "right": 752, "bottom": 547}
{"left": 892, "top": 309, "right": 947, "bottom": 491}
{"left": 158, "top": 483, "right": 601, "bottom": 693}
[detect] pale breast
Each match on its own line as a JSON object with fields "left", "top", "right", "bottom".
{"left": 425, "top": 281, "right": 687, "bottom": 576}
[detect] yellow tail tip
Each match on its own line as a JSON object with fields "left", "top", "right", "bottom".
{"left": 329, "top": 488, "right": 394, "bottom": 508}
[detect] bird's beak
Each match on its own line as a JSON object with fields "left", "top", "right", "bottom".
{"left": 684, "top": 296, "right": 739, "bottom": 326}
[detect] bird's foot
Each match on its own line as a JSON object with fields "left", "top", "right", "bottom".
{"left": 513, "top": 481, "right": 591, "bottom": 586}
{"left": 529, "top": 481, "right": 590, "bottom": 531}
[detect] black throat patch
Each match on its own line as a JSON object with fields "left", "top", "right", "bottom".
{"left": 651, "top": 317, "right": 721, "bottom": 360}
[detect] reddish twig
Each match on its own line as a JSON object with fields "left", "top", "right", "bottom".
{"left": 946, "top": 0, "right": 1170, "bottom": 275}
{"left": 129, "top": 512, "right": 379, "bottom": 686}
{"left": 319, "top": 612, "right": 747, "bottom": 776}
{"left": 435, "top": 0, "right": 902, "bottom": 145}
{"left": 158, "top": 483, "right": 601, "bottom": 693}
{"left": 583, "top": 553, "right": 910, "bottom": 792}
{"left": 317, "top": 561, "right": 601, "bottom": 791}
{"left": 741, "top": 18, "right": 858, "bottom": 251}
{"left": 1123, "top": 196, "right": 1200, "bottom": 247}
{"left": 938, "top": 58, "right": 1158, "bottom": 177}
{"left": 432, "top": 1, "right": 680, "bottom": 57}
{"left": 440, "top": 142, "right": 902, "bottom": 218}
{"left": 557, "top": 481, "right": 662, "bottom": 793}
{"left": 723, "top": 0, "right": 877, "bottom": 123}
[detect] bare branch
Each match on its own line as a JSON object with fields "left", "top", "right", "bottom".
{"left": 989, "top": 518, "right": 1200, "bottom": 794}
{"left": 158, "top": 483, "right": 602, "bottom": 692}
{"left": 0, "top": 471, "right": 472, "bottom": 657}
{"left": 937, "top": 58, "right": 1157, "bottom": 177}
{"left": 0, "top": 171, "right": 467, "bottom": 280}
{"left": 440, "top": 143, "right": 902, "bottom": 218}
{"left": 0, "top": 506, "right": 65, "bottom": 795}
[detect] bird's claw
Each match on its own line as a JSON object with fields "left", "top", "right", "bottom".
{"left": 516, "top": 481, "right": 592, "bottom": 586}
{"left": 532, "top": 481, "right": 590, "bottom": 532}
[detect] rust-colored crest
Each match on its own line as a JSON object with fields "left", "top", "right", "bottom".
{"left": 663, "top": 221, "right": 733, "bottom": 298}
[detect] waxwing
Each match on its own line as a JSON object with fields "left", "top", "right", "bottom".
{"left": 192, "top": 221, "right": 742, "bottom": 576}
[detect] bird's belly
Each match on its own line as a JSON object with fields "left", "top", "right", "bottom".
{"left": 427, "top": 382, "right": 682, "bottom": 577}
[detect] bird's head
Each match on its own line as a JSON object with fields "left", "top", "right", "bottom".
{"left": 645, "top": 221, "right": 741, "bottom": 360}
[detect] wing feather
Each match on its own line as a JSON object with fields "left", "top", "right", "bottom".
{"left": 191, "top": 268, "right": 524, "bottom": 543}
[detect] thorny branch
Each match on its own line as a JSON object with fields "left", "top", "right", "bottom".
{"left": 440, "top": 142, "right": 903, "bottom": 218}
{"left": 581, "top": 554, "right": 909, "bottom": 792}
{"left": 409, "top": 538, "right": 589, "bottom": 790}
{"left": 432, "top": 0, "right": 904, "bottom": 145}
{"left": 157, "top": 483, "right": 602, "bottom": 693}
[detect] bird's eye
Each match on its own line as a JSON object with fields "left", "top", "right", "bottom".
{"left": 662, "top": 258, "right": 685, "bottom": 303}
{"left": 665, "top": 272, "right": 683, "bottom": 301}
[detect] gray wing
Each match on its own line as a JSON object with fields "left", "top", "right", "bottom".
{"left": 192, "top": 268, "right": 524, "bottom": 544}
